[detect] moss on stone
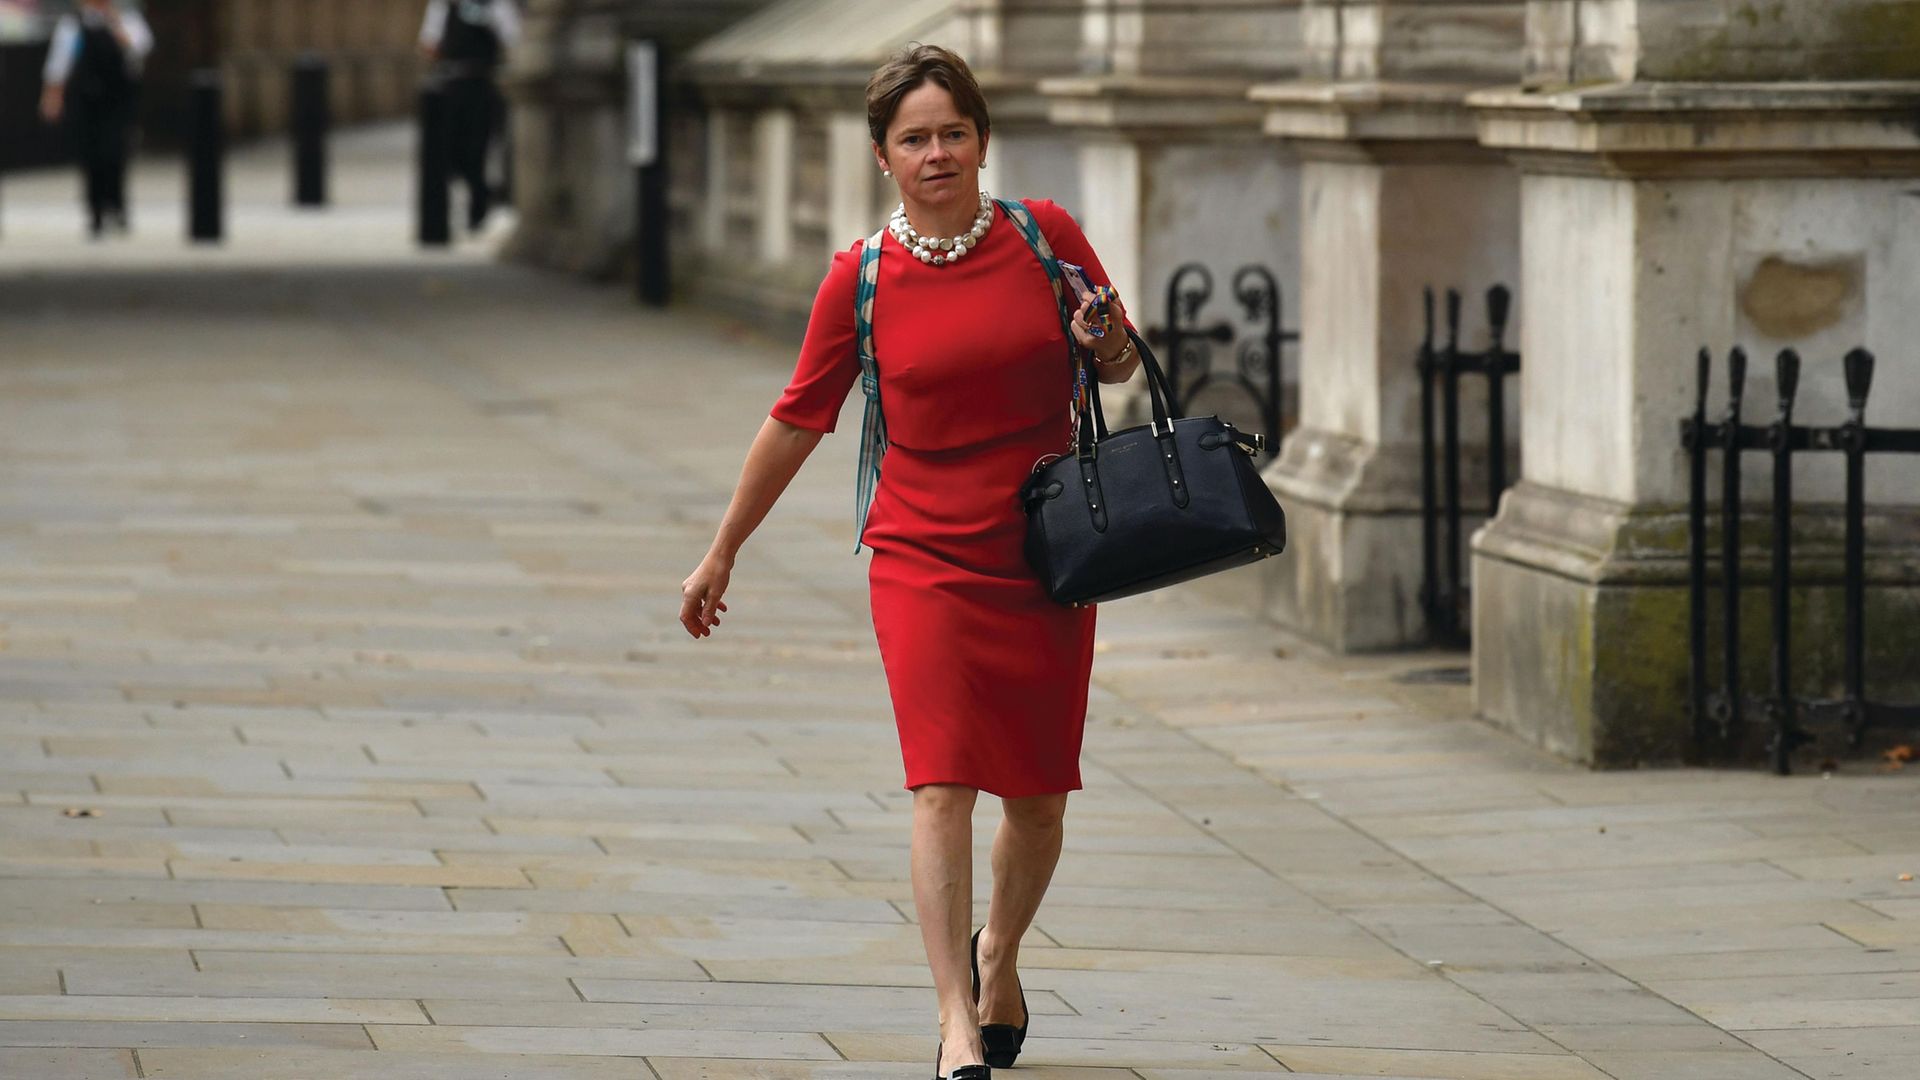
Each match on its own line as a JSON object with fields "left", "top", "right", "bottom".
{"left": 1649, "top": 2, "right": 1920, "bottom": 81}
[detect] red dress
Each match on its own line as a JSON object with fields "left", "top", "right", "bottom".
{"left": 772, "top": 199, "right": 1116, "bottom": 798}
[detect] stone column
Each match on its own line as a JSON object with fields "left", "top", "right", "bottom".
{"left": 1468, "top": 0, "right": 1920, "bottom": 765}
{"left": 700, "top": 109, "right": 732, "bottom": 255}
{"left": 1039, "top": 0, "right": 1306, "bottom": 418}
{"left": 826, "top": 113, "right": 878, "bottom": 256}
{"left": 1254, "top": 0, "right": 1526, "bottom": 652}
{"left": 752, "top": 109, "right": 796, "bottom": 266}
{"left": 503, "top": 0, "right": 778, "bottom": 277}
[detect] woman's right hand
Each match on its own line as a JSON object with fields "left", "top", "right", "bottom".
{"left": 39, "top": 85, "right": 64, "bottom": 125}
{"left": 679, "top": 554, "right": 733, "bottom": 639}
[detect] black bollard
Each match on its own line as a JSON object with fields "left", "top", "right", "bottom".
{"left": 291, "top": 54, "right": 330, "bottom": 208}
{"left": 417, "top": 79, "right": 451, "bottom": 247}
{"left": 629, "top": 41, "right": 668, "bottom": 305}
{"left": 188, "top": 70, "right": 225, "bottom": 243}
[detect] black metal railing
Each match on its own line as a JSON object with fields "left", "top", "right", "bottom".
{"left": 1145, "top": 263, "right": 1296, "bottom": 458}
{"left": 1418, "top": 286, "right": 1520, "bottom": 645}
{"left": 1682, "top": 346, "right": 1920, "bottom": 775}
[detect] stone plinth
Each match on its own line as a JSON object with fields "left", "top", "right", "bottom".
{"left": 1254, "top": 82, "right": 1519, "bottom": 651}
{"left": 1469, "top": 81, "right": 1920, "bottom": 765}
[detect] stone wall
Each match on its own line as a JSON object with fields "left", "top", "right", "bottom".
{"left": 1526, "top": 0, "right": 1920, "bottom": 85}
{"left": 216, "top": 0, "right": 429, "bottom": 138}
{"left": 1469, "top": 1, "right": 1920, "bottom": 767}
{"left": 133, "top": 0, "right": 429, "bottom": 146}
{"left": 1305, "top": 0, "right": 1527, "bottom": 82}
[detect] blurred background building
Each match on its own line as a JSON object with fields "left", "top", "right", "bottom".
{"left": 0, "top": 0, "right": 426, "bottom": 173}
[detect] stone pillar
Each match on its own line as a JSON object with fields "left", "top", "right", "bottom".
{"left": 1468, "top": 0, "right": 1920, "bottom": 765}
{"left": 753, "top": 109, "right": 795, "bottom": 266}
{"left": 1069, "top": 136, "right": 1144, "bottom": 313}
{"left": 1254, "top": 1, "right": 1526, "bottom": 652}
{"left": 826, "top": 113, "right": 878, "bottom": 257}
{"left": 1039, "top": 0, "right": 1306, "bottom": 419}
{"left": 503, "top": 0, "right": 779, "bottom": 277}
{"left": 700, "top": 109, "right": 732, "bottom": 255}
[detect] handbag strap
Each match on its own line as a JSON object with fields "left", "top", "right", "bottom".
{"left": 998, "top": 201, "right": 1185, "bottom": 454}
{"left": 850, "top": 228, "right": 887, "bottom": 553}
{"left": 995, "top": 199, "right": 1103, "bottom": 451}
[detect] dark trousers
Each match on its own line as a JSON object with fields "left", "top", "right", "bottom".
{"left": 444, "top": 75, "right": 500, "bottom": 230}
{"left": 69, "top": 91, "right": 134, "bottom": 232}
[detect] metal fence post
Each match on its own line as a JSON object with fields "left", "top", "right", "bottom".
{"left": 1685, "top": 348, "right": 1713, "bottom": 758}
{"left": 292, "top": 53, "right": 330, "bottom": 208}
{"left": 1767, "top": 349, "right": 1801, "bottom": 775}
{"left": 1419, "top": 289, "right": 1440, "bottom": 637}
{"left": 1841, "top": 348, "right": 1875, "bottom": 747}
{"left": 188, "top": 70, "right": 224, "bottom": 244}
{"left": 1440, "top": 289, "right": 1464, "bottom": 641}
{"left": 1484, "top": 286, "right": 1513, "bottom": 513}
{"left": 1718, "top": 348, "right": 1748, "bottom": 747}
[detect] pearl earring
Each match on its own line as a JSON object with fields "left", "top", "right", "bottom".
{"left": 882, "top": 169, "right": 892, "bottom": 177}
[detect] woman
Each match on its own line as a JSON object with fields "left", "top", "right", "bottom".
{"left": 678, "top": 44, "right": 1139, "bottom": 1080}
{"left": 39, "top": 0, "right": 154, "bottom": 239}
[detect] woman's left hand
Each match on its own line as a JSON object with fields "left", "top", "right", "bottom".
{"left": 1070, "top": 287, "right": 1137, "bottom": 378}
{"left": 1075, "top": 286, "right": 1128, "bottom": 382}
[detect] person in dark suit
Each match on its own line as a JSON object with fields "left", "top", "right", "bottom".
{"left": 420, "top": 0, "right": 521, "bottom": 233}
{"left": 40, "top": 0, "right": 154, "bottom": 238}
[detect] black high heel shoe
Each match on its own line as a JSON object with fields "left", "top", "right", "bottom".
{"left": 934, "top": 1041, "right": 991, "bottom": 1080}
{"left": 970, "top": 928, "right": 1029, "bottom": 1068}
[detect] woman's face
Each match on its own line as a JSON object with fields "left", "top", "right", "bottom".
{"left": 875, "top": 81, "right": 987, "bottom": 212}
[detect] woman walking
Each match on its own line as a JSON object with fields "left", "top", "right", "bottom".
{"left": 678, "top": 44, "right": 1139, "bottom": 1080}
{"left": 39, "top": 0, "right": 153, "bottom": 239}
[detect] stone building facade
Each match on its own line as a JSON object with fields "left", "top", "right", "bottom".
{"left": 1468, "top": 1, "right": 1920, "bottom": 764}
{"left": 3, "top": 0, "right": 426, "bottom": 167}
{"left": 142, "top": 0, "right": 427, "bottom": 144}
{"left": 507, "top": 0, "right": 1920, "bottom": 772}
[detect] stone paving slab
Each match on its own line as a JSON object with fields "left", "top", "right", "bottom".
{"left": 2, "top": 126, "right": 1916, "bottom": 1080}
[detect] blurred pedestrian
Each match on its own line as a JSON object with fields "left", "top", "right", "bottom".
{"left": 680, "top": 44, "right": 1141, "bottom": 1080}
{"left": 420, "top": 0, "right": 520, "bottom": 233}
{"left": 40, "top": 0, "right": 153, "bottom": 239}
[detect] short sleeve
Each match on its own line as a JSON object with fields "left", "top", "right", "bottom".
{"left": 1025, "top": 199, "right": 1136, "bottom": 332}
{"left": 770, "top": 243, "right": 864, "bottom": 434}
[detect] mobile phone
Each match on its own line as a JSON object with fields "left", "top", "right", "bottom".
{"left": 1058, "top": 261, "right": 1114, "bottom": 338}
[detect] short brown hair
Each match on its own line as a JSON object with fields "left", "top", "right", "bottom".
{"left": 865, "top": 44, "right": 991, "bottom": 150}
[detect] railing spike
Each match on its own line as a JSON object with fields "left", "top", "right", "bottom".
{"left": 1695, "top": 347, "right": 1712, "bottom": 412}
{"left": 1844, "top": 347, "right": 1875, "bottom": 410}
{"left": 1776, "top": 348, "right": 1800, "bottom": 408}
{"left": 1728, "top": 346, "right": 1748, "bottom": 404}
{"left": 1486, "top": 284, "right": 1511, "bottom": 333}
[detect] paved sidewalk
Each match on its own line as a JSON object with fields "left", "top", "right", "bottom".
{"left": 0, "top": 127, "right": 1916, "bottom": 1080}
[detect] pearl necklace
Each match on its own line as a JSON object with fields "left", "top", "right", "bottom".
{"left": 888, "top": 191, "right": 994, "bottom": 265}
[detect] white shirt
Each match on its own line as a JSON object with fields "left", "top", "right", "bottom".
{"left": 42, "top": 8, "right": 154, "bottom": 87}
{"left": 420, "top": 0, "right": 522, "bottom": 51}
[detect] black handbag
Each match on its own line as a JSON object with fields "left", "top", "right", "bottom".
{"left": 1020, "top": 328, "right": 1288, "bottom": 606}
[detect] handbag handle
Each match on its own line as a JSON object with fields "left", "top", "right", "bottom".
{"left": 1073, "top": 326, "right": 1183, "bottom": 456}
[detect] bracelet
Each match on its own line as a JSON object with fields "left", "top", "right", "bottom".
{"left": 1093, "top": 340, "right": 1136, "bottom": 367}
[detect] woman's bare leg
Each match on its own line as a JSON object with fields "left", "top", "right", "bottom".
{"left": 912, "top": 783, "right": 987, "bottom": 1075}
{"left": 978, "top": 792, "right": 1067, "bottom": 1025}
